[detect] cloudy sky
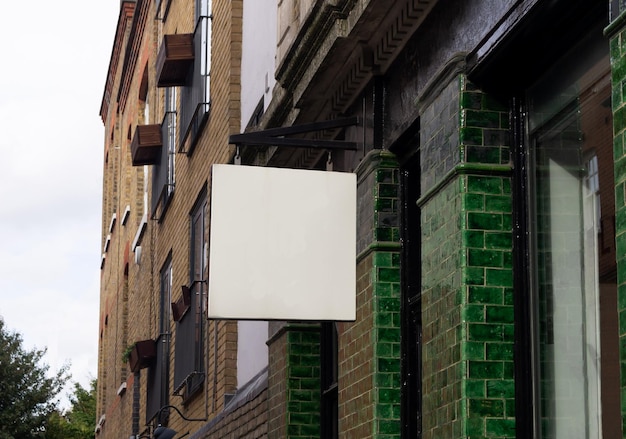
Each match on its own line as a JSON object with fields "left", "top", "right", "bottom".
{"left": 0, "top": 1, "right": 119, "bottom": 406}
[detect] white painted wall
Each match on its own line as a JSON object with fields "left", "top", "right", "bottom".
{"left": 235, "top": 0, "right": 277, "bottom": 387}
{"left": 237, "top": 321, "right": 269, "bottom": 387}
{"left": 241, "top": 0, "right": 278, "bottom": 130}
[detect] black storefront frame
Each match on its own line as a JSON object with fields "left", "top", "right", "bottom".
{"left": 510, "top": 96, "right": 536, "bottom": 439}
{"left": 398, "top": 122, "right": 422, "bottom": 439}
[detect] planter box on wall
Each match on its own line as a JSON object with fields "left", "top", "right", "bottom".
{"left": 130, "top": 124, "right": 162, "bottom": 166}
{"left": 129, "top": 339, "right": 156, "bottom": 372}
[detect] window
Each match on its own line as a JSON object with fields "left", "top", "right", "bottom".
{"left": 151, "top": 87, "right": 177, "bottom": 220}
{"left": 147, "top": 256, "right": 172, "bottom": 422}
{"left": 179, "top": 0, "right": 212, "bottom": 155}
{"left": 517, "top": 18, "right": 620, "bottom": 438}
{"left": 174, "top": 191, "right": 207, "bottom": 400}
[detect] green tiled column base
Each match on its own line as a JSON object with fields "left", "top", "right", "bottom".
{"left": 371, "top": 249, "right": 402, "bottom": 438}
{"left": 286, "top": 325, "right": 321, "bottom": 439}
{"left": 351, "top": 150, "right": 402, "bottom": 439}
{"left": 421, "top": 170, "right": 515, "bottom": 439}
{"left": 461, "top": 172, "right": 515, "bottom": 439}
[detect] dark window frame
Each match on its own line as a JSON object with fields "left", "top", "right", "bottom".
{"left": 151, "top": 87, "right": 177, "bottom": 222}
{"left": 399, "top": 148, "right": 421, "bottom": 439}
{"left": 147, "top": 255, "right": 172, "bottom": 423}
{"left": 178, "top": 0, "right": 212, "bottom": 156}
{"left": 173, "top": 190, "right": 207, "bottom": 401}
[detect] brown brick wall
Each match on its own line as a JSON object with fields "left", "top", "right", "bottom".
{"left": 97, "top": 1, "right": 159, "bottom": 437}
{"left": 268, "top": 329, "right": 288, "bottom": 439}
{"left": 98, "top": 0, "right": 247, "bottom": 437}
{"left": 339, "top": 253, "right": 376, "bottom": 438}
{"left": 194, "top": 384, "right": 268, "bottom": 438}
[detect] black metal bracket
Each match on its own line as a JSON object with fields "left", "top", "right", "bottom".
{"left": 228, "top": 116, "right": 360, "bottom": 151}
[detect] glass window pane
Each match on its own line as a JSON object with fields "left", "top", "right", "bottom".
{"left": 527, "top": 24, "right": 619, "bottom": 439}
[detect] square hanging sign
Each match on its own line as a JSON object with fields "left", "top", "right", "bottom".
{"left": 208, "top": 164, "right": 356, "bottom": 321}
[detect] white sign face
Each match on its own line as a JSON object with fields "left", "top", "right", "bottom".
{"left": 208, "top": 164, "right": 356, "bottom": 321}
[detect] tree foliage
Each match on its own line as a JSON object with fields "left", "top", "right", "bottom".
{"left": 45, "top": 380, "right": 97, "bottom": 439}
{"left": 0, "top": 318, "right": 69, "bottom": 439}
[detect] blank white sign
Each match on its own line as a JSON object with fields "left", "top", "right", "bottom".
{"left": 208, "top": 164, "right": 356, "bottom": 321}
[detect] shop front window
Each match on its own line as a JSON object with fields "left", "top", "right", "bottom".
{"left": 526, "top": 23, "right": 620, "bottom": 439}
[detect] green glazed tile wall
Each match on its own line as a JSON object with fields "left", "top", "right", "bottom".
{"left": 347, "top": 150, "right": 402, "bottom": 439}
{"left": 286, "top": 326, "right": 321, "bottom": 439}
{"left": 420, "top": 74, "right": 514, "bottom": 439}
{"left": 610, "top": 28, "right": 626, "bottom": 437}
{"left": 421, "top": 180, "right": 464, "bottom": 439}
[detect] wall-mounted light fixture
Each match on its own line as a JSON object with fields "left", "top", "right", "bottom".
{"left": 152, "top": 404, "right": 206, "bottom": 439}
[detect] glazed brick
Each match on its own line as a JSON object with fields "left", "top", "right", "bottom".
{"left": 465, "top": 380, "right": 486, "bottom": 398}
{"left": 468, "top": 324, "right": 505, "bottom": 342}
{"left": 467, "top": 213, "right": 504, "bottom": 231}
{"left": 463, "top": 305, "right": 486, "bottom": 323}
{"left": 463, "top": 193, "right": 486, "bottom": 211}
{"left": 485, "top": 269, "right": 512, "bottom": 287}
{"left": 461, "top": 127, "right": 484, "bottom": 145}
{"left": 469, "top": 361, "right": 504, "bottom": 380}
{"left": 467, "top": 175, "right": 504, "bottom": 195}
{"left": 485, "top": 418, "right": 515, "bottom": 437}
{"left": 468, "top": 249, "right": 504, "bottom": 268}
{"left": 486, "top": 306, "right": 513, "bottom": 323}
{"left": 464, "top": 109, "right": 502, "bottom": 129}
{"left": 463, "top": 341, "right": 486, "bottom": 360}
{"left": 465, "top": 145, "right": 503, "bottom": 164}
{"left": 485, "top": 232, "right": 511, "bottom": 249}
{"left": 464, "top": 266, "right": 486, "bottom": 285}
{"left": 461, "top": 91, "right": 483, "bottom": 110}
{"left": 485, "top": 196, "right": 510, "bottom": 213}
{"left": 614, "top": 130, "right": 624, "bottom": 160}
{"left": 469, "top": 398, "right": 504, "bottom": 417}
{"left": 486, "top": 380, "right": 514, "bottom": 398}
{"left": 485, "top": 343, "right": 513, "bottom": 362}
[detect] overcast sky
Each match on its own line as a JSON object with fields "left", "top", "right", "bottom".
{"left": 0, "top": 1, "right": 119, "bottom": 407}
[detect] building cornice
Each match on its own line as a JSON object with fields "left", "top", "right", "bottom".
{"left": 258, "top": 0, "right": 438, "bottom": 169}
{"left": 117, "top": 0, "right": 151, "bottom": 113}
{"left": 275, "top": 0, "right": 439, "bottom": 123}
{"left": 100, "top": 1, "right": 137, "bottom": 122}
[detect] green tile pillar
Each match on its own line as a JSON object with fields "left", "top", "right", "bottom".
{"left": 606, "top": 8, "right": 626, "bottom": 436}
{"left": 268, "top": 323, "right": 320, "bottom": 439}
{"left": 419, "top": 74, "right": 515, "bottom": 439}
{"left": 341, "top": 150, "right": 402, "bottom": 439}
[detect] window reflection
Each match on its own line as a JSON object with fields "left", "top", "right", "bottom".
{"left": 527, "top": 25, "right": 620, "bottom": 439}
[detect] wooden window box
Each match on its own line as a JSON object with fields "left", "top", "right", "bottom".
{"left": 131, "top": 124, "right": 162, "bottom": 166}
{"left": 156, "top": 33, "right": 194, "bottom": 87}
{"left": 128, "top": 339, "right": 157, "bottom": 372}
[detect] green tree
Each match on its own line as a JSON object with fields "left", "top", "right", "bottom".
{"left": 0, "top": 318, "right": 69, "bottom": 439}
{"left": 45, "top": 380, "right": 97, "bottom": 439}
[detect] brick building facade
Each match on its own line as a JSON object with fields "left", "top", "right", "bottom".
{"left": 97, "top": 0, "right": 626, "bottom": 438}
